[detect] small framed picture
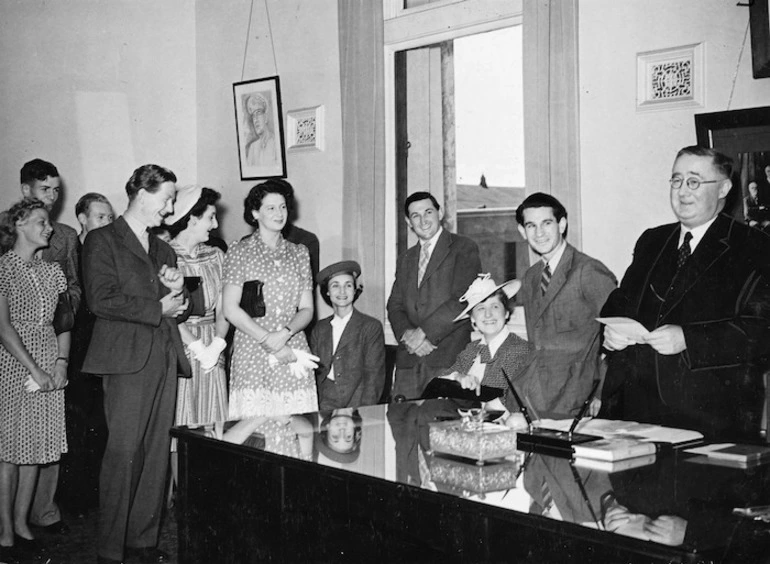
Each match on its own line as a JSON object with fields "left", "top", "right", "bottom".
{"left": 233, "top": 76, "right": 287, "bottom": 180}
{"left": 286, "top": 105, "right": 325, "bottom": 152}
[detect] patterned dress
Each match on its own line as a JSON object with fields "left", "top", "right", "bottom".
{"left": 0, "top": 251, "right": 68, "bottom": 465}
{"left": 224, "top": 233, "right": 318, "bottom": 418}
{"left": 171, "top": 242, "right": 228, "bottom": 440}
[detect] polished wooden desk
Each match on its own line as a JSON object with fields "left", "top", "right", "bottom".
{"left": 172, "top": 400, "right": 770, "bottom": 563}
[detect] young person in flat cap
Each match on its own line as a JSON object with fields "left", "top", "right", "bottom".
{"left": 310, "top": 261, "right": 386, "bottom": 410}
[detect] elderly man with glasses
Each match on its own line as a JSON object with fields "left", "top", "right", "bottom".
{"left": 600, "top": 145, "right": 770, "bottom": 442}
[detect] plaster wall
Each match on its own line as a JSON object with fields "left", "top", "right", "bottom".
{"left": 579, "top": 0, "right": 770, "bottom": 279}
{"left": 0, "top": 0, "right": 197, "bottom": 226}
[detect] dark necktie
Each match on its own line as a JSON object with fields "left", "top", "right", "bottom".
{"left": 676, "top": 231, "right": 692, "bottom": 271}
{"left": 540, "top": 263, "right": 551, "bottom": 296}
{"left": 478, "top": 343, "right": 492, "bottom": 364}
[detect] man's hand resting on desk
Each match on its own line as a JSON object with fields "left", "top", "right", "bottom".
{"left": 642, "top": 324, "right": 686, "bottom": 355}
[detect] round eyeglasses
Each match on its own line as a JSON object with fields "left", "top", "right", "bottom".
{"left": 669, "top": 176, "right": 723, "bottom": 191}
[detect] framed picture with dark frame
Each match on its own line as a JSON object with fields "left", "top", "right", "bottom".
{"left": 233, "top": 76, "right": 287, "bottom": 180}
{"left": 750, "top": 0, "right": 770, "bottom": 79}
{"left": 695, "top": 106, "right": 770, "bottom": 229}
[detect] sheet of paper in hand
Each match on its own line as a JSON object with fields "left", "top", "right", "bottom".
{"left": 596, "top": 317, "right": 650, "bottom": 343}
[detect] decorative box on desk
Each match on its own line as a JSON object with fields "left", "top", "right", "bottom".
{"left": 428, "top": 454, "right": 520, "bottom": 495}
{"left": 429, "top": 420, "right": 518, "bottom": 462}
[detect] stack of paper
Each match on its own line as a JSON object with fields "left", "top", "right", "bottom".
{"left": 534, "top": 418, "right": 704, "bottom": 447}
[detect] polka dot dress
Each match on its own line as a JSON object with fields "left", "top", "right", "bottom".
{"left": 0, "top": 251, "right": 68, "bottom": 465}
{"left": 224, "top": 234, "right": 318, "bottom": 418}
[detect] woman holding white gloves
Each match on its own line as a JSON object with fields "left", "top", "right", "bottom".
{"left": 164, "top": 186, "right": 229, "bottom": 436}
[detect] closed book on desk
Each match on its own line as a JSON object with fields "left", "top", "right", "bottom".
{"left": 707, "top": 444, "right": 770, "bottom": 464}
{"left": 572, "top": 438, "right": 656, "bottom": 462}
{"left": 573, "top": 453, "right": 656, "bottom": 473}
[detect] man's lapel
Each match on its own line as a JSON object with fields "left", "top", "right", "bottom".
{"left": 47, "top": 222, "right": 65, "bottom": 255}
{"left": 659, "top": 215, "right": 732, "bottom": 319}
{"left": 116, "top": 216, "right": 154, "bottom": 268}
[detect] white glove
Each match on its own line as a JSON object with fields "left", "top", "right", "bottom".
{"left": 268, "top": 348, "right": 320, "bottom": 379}
{"left": 25, "top": 376, "right": 41, "bottom": 393}
{"left": 187, "top": 339, "right": 206, "bottom": 361}
{"left": 289, "top": 349, "right": 320, "bottom": 379}
{"left": 198, "top": 337, "right": 227, "bottom": 370}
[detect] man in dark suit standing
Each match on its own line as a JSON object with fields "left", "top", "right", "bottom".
{"left": 20, "top": 158, "right": 80, "bottom": 535}
{"left": 515, "top": 193, "right": 616, "bottom": 416}
{"left": 82, "top": 164, "right": 191, "bottom": 564}
{"left": 601, "top": 146, "right": 770, "bottom": 441}
{"left": 387, "top": 192, "right": 481, "bottom": 399}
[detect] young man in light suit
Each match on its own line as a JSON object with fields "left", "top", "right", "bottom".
{"left": 387, "top": 192, "right": 482, "bottom": 399}
{"left": 82, "top": 164, "right": 191, "bottom": 564}
{"left": 516, "top": 192, "right": 617, "bottom": 416}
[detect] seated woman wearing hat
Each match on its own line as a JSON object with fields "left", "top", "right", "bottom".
{"left": 310, "top": 261, "right": 386, "bottom": 410}
{"left": 436, "top": 274, "right": 534, "bottom": 401}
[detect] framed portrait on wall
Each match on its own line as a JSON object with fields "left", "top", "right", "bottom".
{"left": 695, "top": 106, "right": 770, "bottom": 230}
{"left": 233, "top": 76, "right": 287, "bottom": 180}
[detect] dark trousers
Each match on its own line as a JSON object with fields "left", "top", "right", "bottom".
{"left": 98, "top": 338, "right": 177, "bottom": 561}
{"left": 60, "top": 372, "right": 107, "bottom": 513}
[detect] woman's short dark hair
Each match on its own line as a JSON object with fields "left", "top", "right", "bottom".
{"left": 0, "top": 198, "right": 47, "bottom": 253}
{"left": 320, "top": 272, "right": 363, "bottom": 308}
{"left": 125, "top": 164, "right": 177, "bottom": 201}
{"left": 243, "top": 179, "right": 295, "bottom": 227}
{"left": 167, "top": 187, "right": 221, "bottom": 239}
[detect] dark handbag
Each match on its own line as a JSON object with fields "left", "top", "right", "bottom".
{"left": 184, "top": 276, "right": 206, "bottom": 317}
{"left": 53, "top": 291, "right": 75, "bottom": 335}
{"left": 239, "top": 280, "right": 266, "bottom": 318}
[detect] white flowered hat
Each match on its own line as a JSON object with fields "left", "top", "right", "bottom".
{"left": 453, "top": 273, "right": 521, "bottom": 322}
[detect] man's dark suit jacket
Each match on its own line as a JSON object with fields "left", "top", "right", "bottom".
{"left": 387, "top": 229, "right": 481, "bottom": 369}
{"left": 600, "top": 214, "right": 770, "bottom": 440}
{"left": 81, "top": 216, "right": 190, "bottom": 377}
{"left": 42, "top": 220, "right": 81, "bottom": 314}
{"left": 310, "top": 308, "right": 386, "bottom": 409}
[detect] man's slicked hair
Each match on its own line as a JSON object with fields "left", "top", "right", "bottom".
{"left": 125, "top": 164, "right": 177, "bottom": 201}
{"left": 75, "top": 192, "right": 111, "bottom": 217}
{"left": 675, "top": 146, "right": 734, "bottom": 179}
{"left": 404, "top": 191, "right": 440, "bottom": 217}
{"left": 20, "top": 159, "right": 59, "bottom": 185}
{"left": 515, "top": 192, "right": 568, "bottom": 226}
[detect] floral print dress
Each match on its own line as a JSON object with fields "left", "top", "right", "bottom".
{"left": 224, "top": 234, "right": 318, "bottom": 418}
